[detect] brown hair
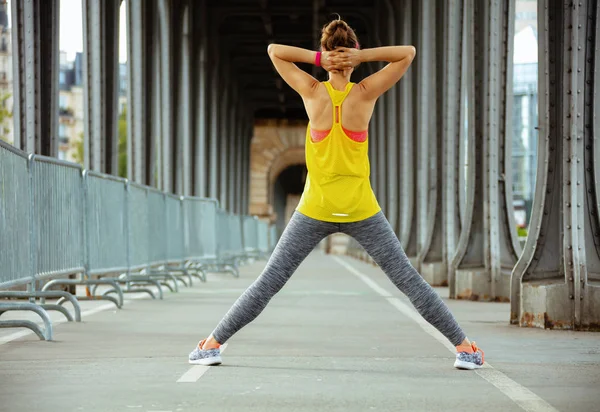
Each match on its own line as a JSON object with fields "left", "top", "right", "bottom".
{"left": 320, "top": 17, "right": 359, "bottom": 51}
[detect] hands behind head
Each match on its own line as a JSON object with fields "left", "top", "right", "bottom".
{"left": 321, "top": 47, "right": 361, "bottom": 73}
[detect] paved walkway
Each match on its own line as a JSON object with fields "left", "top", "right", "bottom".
{"left": 1, "top": 252, "right": 599, "bottom": 412}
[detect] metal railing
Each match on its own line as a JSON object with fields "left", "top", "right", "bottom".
{"left": 0, "top": 140, "right": 275, "bottom": 341}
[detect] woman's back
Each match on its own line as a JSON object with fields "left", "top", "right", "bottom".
{"left": 305, "top": 82, "right": 375, "bottom": 133}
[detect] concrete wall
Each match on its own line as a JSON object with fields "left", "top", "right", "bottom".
{"left": 249, "top": 119, "right": 306, "bottom": 222}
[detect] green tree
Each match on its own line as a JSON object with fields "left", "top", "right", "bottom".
{"left": 0, "top": 93, "right": 13, "bottom": 143}
{"left": 73, "top": 132, "right": 84, "bottom": 165}
{"left": 117, "top": 107, "right": 127, "bottom": 178}
{"left": 71, "top": 108, "right": 127, "bottom": 178}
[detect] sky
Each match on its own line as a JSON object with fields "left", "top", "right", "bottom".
{"left": 7, "top": 0, "right": 129, "bottom": 63}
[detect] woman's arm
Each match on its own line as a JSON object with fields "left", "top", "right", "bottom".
{"left": 267, "top": 44, "right": 340, "bottom": 96}
{"left": 335, "top": 46, "right": 416, "bottom": 100}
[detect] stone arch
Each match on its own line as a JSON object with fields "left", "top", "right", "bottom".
{"left": 249, "top": 120, "right": 306, "bottom": 222}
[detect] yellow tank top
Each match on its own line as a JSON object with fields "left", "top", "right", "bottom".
{"left": 296, "top": 81, "right": 381, "bottom": 223}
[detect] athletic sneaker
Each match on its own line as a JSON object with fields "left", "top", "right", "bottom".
{"left": 454, "top": 341, "right": 484, "bottom": 370}
{"left": 188, "top": 339, "right": 222, "bottom": 365}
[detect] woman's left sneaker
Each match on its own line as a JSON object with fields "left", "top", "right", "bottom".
{"left": 454, "top": 341, "right": 484, "bottom": 370}
{"left": 188, "top": 339, "right": 222, "bottom": 365}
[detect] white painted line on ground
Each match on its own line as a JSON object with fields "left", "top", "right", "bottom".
{"left": 333, "top": 256, "right": 560, "bottom": 412}
{"left": 0, "top": 292, "right": 152, "bottom": 346}
{"left": 177, "top": 343, "right": 229, "bottom": 383}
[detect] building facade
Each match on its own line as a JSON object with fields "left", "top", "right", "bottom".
{"left": 0, "top": 0, "right": 13, "bottom": 145}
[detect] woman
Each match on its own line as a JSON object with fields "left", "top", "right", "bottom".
{"left": 189, "top": 18, "right": 484, "bottom": 370}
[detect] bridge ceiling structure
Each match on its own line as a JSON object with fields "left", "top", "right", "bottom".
{"left": 211, "top": 0, "right": 375, "bottom": 120}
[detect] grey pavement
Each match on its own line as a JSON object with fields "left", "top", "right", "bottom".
{"left": 0, "top": 252, "right": 599, "bottom": 412}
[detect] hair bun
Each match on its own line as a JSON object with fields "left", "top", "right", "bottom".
{"left": 320, "top": 17, "right": 358, "bottom": 52}
{"left": 326, "top": 20, "right": 347, "bottom": 34}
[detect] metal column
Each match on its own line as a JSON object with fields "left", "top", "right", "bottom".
{"left": 208, "top": 49, "right": 220, "bottom": 200}
{"left": 127, "top": 0, "right": 149, "bottom": 185}
{"left": 373, "top": 1, "right": 386, "bottom": 214}
{"left": 174, "top": 3, "right": 192, "bottom": 196}
{"left": 82, "top": 0, "right": 120, "bottom": 174}
{"left": 451, "top": 0, "right": 520, "bottom": 301}
{"left": 193, "top": 0, "right": 208, "bottom": 197}
{"left": 228, "top": 98, "right": 239, "bottom": 213}
{"left": 157, "top": 0, "right": 173, "bottom": 192}
{"left": 404, "top": 0, "right": 433, "bottom": 267}
{"left": 11, "top": 0, "right": 60, "bottom": 156}
{"left": 218, "top": 77, "right": 230, "bottom": 210}
{"left": 398, "top": 0, "right": 415, "bottom": 248}
{"left": 419, "top": 0, "right": 463, "bottom": 286}
{"left": 244, "top": 120, "right": 252, "bottom": 215}
{"left": 231, "top": 111, "right": 240, "bottom": 214}
{"left": 383, "top": 0, "right": 398, "bottom": 234}
{"left": 511, "top": 0, "right": 600, "bottom": 330}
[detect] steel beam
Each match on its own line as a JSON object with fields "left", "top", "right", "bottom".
{"left": 11, "top": 0, "right": 60, "bottom": 156}
{"left": 218, "top": 76, "right": 230, "bottom": 210}
{"left": 232, "top": 110, "right": 240, "bottom": 214}
{"left": 174, "top": 2, "right": 192, "bottom": 196}
{"left": 208, "top": 42, "right": 220, "bottom": 200}
{"left": 373, "top": 1, "right": 387, "bottom": 216}
{"left": 227, "top": 96, "right": 238, "bottom": 212}
{"left": 382, "top": 0, "right": 398, "bottom": 235}
{"left": 451, "top": 0, "right": 520, "bottom": 301}
{"left": 242, "top": 120, "right": 251, "bottom": 215}
{"left": 511, "top": 0, "right": 600, "bottom": 330}
{"left": 157, "top": 0, "right": 173, "bottom": 192}
{"left": 82, "top": 0, "right": 120, "bottom": 173}
{"left": 151, "top": 17, "right": 162, "bottom": 189}
{"left": 419, "top": 0, "right": 463, "bottom": 286}
{"left": 193, "top": 0, "right": 208, "bottom": 197}
{"left": 398, "top": 0, "right": 415, "bottom": 248}
{"left": 403, "top": 0, "right": 433, "bottom": 267}
{"left": 127, "top": 0, "right": 146, "bottom": 185}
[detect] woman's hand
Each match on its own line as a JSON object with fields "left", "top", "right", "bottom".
{"left": 334, "top": 47, "right": 362, "bottom": 68}
{"left": 320, "top": 49, "right": 361, "bottom": 72}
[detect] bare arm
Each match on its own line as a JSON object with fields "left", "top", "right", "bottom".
{"left": 267, "top": 44, "right": 342, "bottom": 97}
{"left": 335, "top": 46, "right": 416, "bottom": 100}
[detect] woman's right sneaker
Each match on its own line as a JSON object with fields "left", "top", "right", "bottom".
{"left": 188, "top": 339, "right": 222, "bottom": 366}
{"left": 454, "top": 341, "right": 484, "bottom": 370}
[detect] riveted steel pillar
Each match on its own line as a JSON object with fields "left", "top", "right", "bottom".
{"left": 383, "top": 0, "right": 398, "bottom": 234}
{"left": 231, "top": 110, "right": 240, "bottom": 214}
{"left": 157, "top": 0, "right": 173, "bottom": 192}
{"left": 174, "top": 3, "right": 192, "bottom": 196}
{"left": 219, "top": 75, "right": 230, "bottom": 210}
{"left": 243, "top": 115, "right": 251, "bottom": 215}
{"left": 208, "top": 48, "right": 220, "bottom": 200}
{"left": 242, "top": 120, "right": 251, "bottom": 215}
{"left": 451, "top": 0, "right": 520, "bottom": 301}
{"left": 127, "top": 0, "right": 154, "bottom": 185}
{"left": 228, "top": 98, "right": 239, "bottom": 213}
{"left": 193, "top": 0, "right": 208, "bottom": 197}
{"left": 82, "top": 0, "right": 120, "bottom": 173}
{"left": 404, "top": 0, "right": 434, "bottom": 268}
{"left": 511, "top": 0, "right": 600, "bottom": 330}
{"left": 398, "top": 0, "right": 415, "bottom": 248}
{"left": 11, "top": 0, "right": 59, "bottom": 156}
{"left": 373, "top": 1, "right": 387, "bottom": 213}
{"left": 419, "top": 0, "right": 463, "bottom": 286}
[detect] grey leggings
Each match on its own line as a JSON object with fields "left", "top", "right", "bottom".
{"left": 211, "top": 211, "right": 466, "bottom": 346}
